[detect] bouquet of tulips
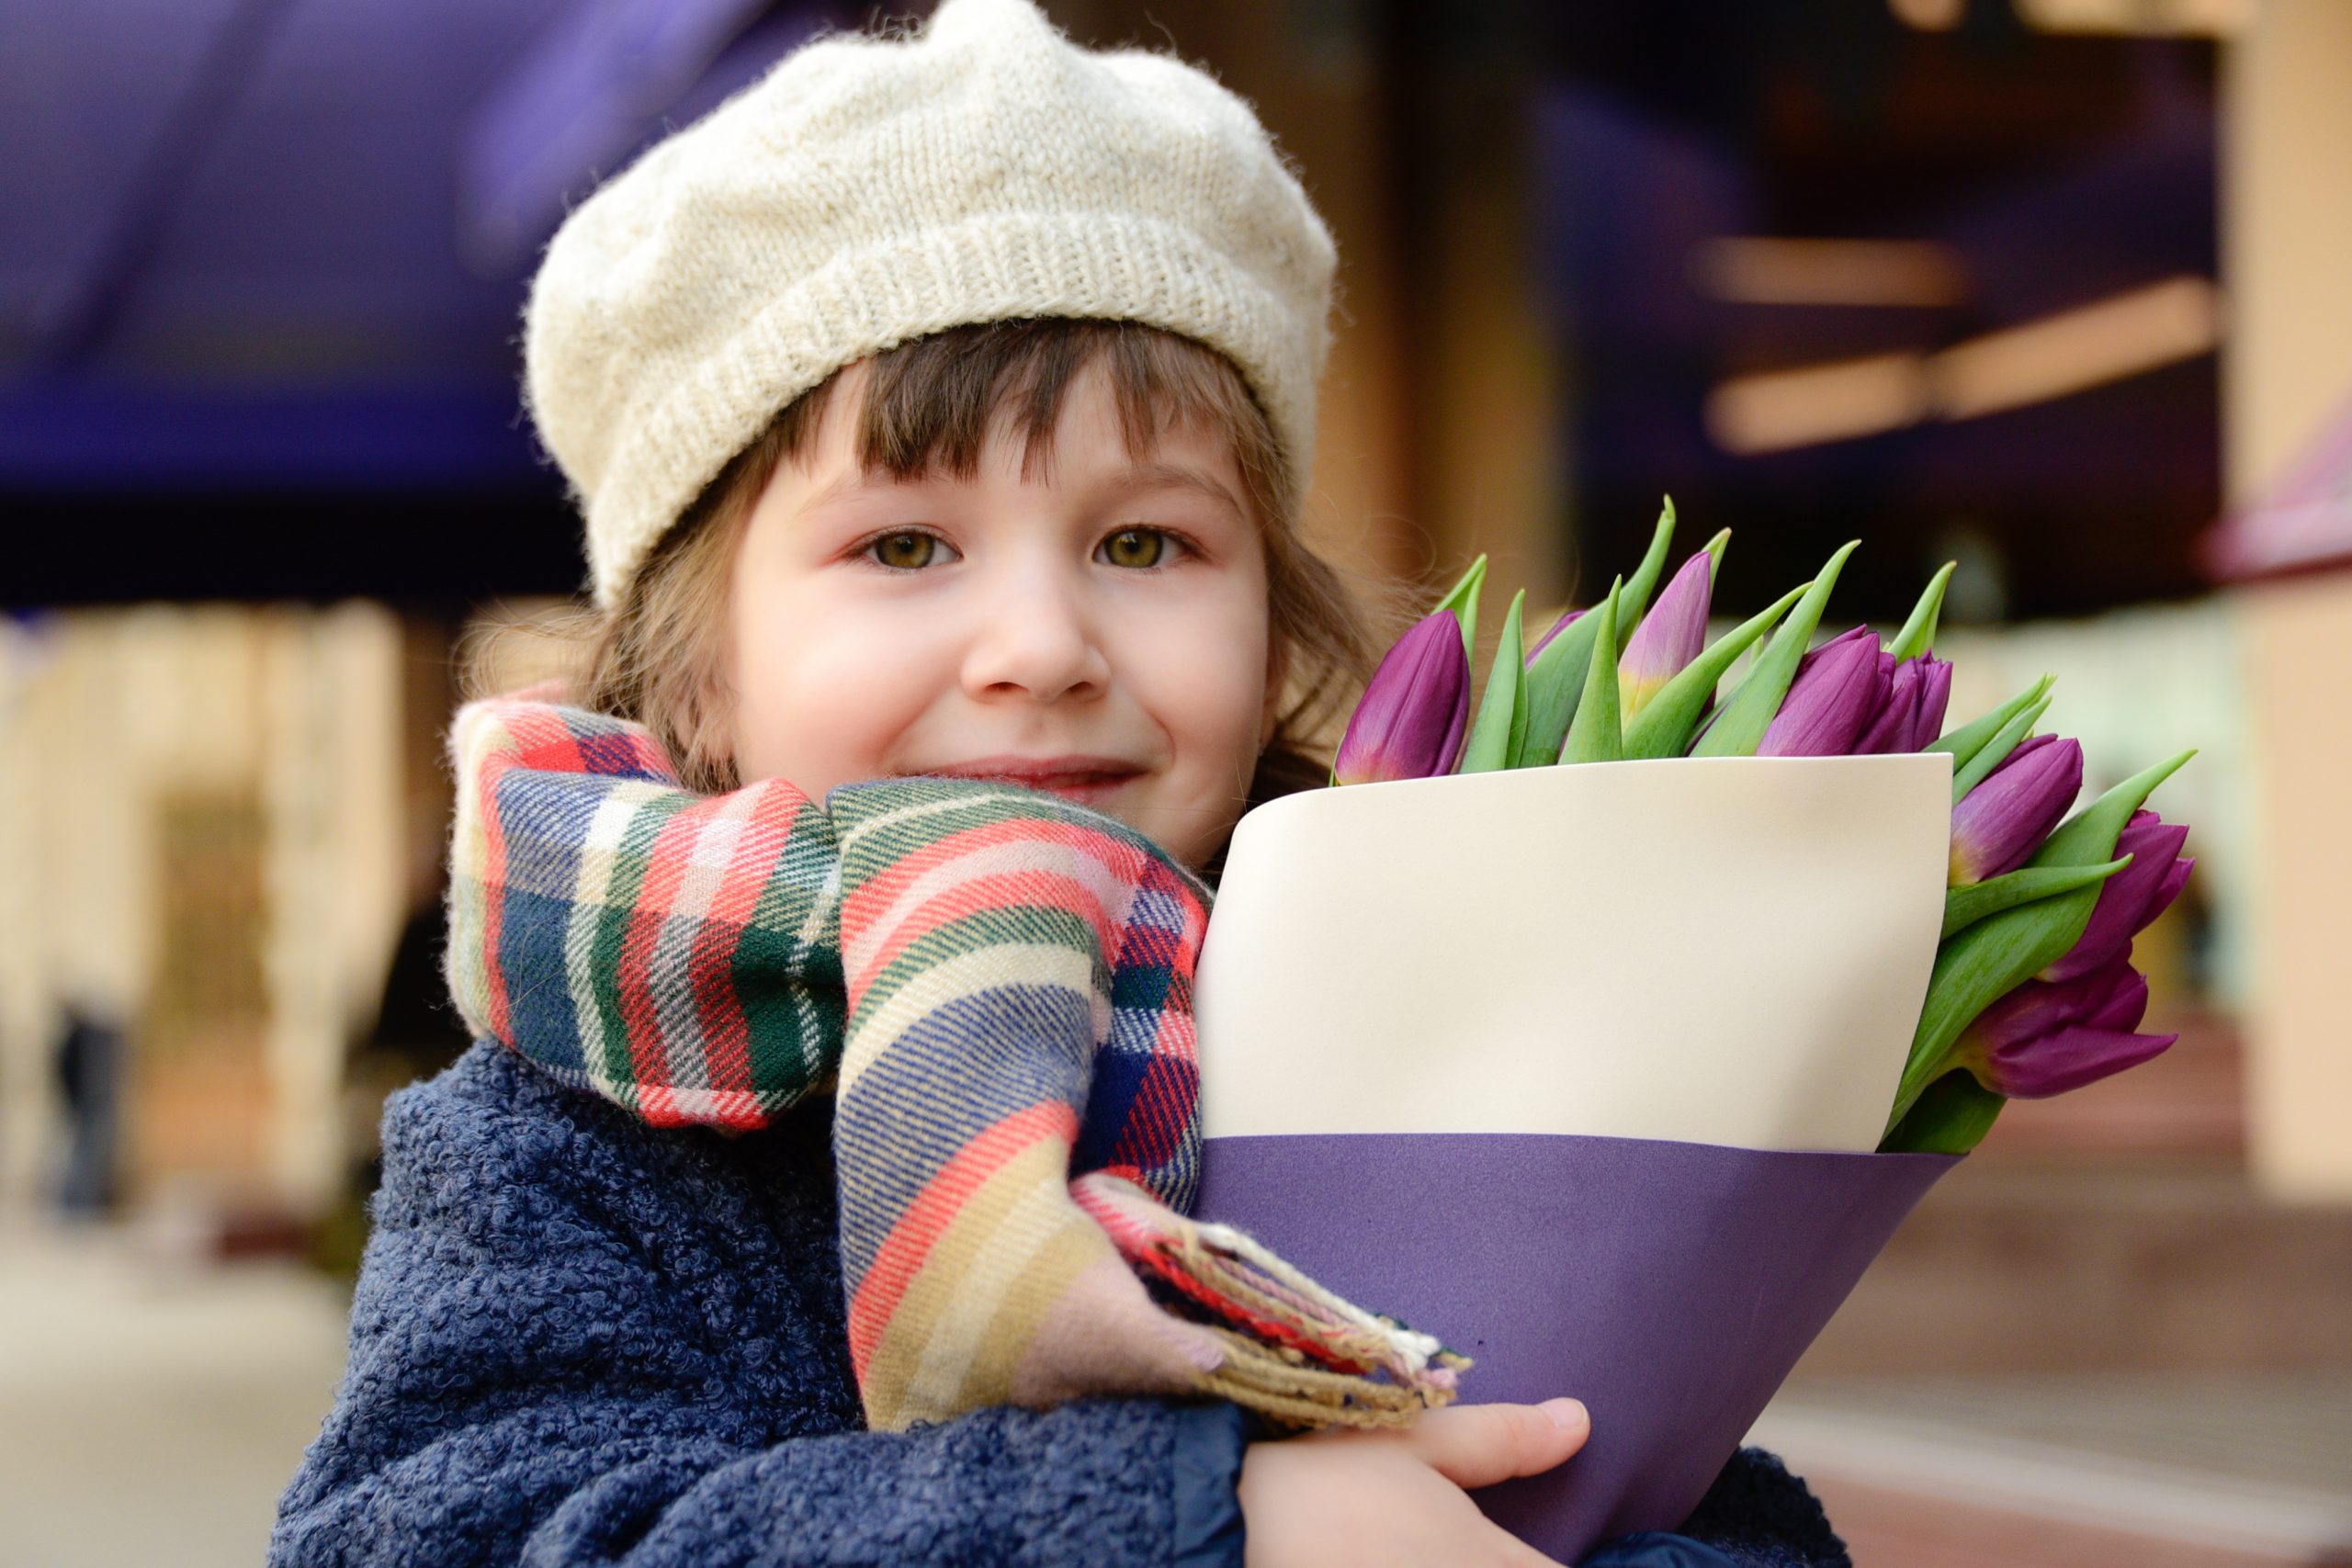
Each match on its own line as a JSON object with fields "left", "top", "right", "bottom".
{"left": 1327, "top": 503, "right": 2195, "bottom": 1154}
{"left": 1187, "top": 503, "right": 2194, "bottom": 1561}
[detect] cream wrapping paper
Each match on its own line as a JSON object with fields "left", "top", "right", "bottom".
{"left": 1195, "top": 753, "right": 1952, "bottom": 1154}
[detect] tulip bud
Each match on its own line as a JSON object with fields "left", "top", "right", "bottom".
{"left": 1948, "top": 735, "right": 2082, "bottom": 886}
{"left": 1620, "top": 582, "right": 1808, "bottom": 761}
{"left": 1617, "top": 550, "right": 1713, "bottom": 718}
{"left": 1907, "top": 657, "right": 1955, "bottom": 751}
{"left": 1611, "top": 498, "right": 1681, "bottom": 646}
{"left": 1948, "top": 954, "right": 2176, "bottom": 1100}
{"left": 2041, "top": 810, "right": 2192, "bottom": 983}
{"left": 1693, "top": 541, "right": 1860, "bottom": 758}
{"left": 1758, "top": 626, "right": 1885, "bottom": 758}
{"left": 1851, "top": 654, "right": 1953, "bottom": 755}
{"left": 1847, "top": 649, "right": 1907, "bottom": 755}
{"left": 1333, "top": 611, "right": 1471, "bottom": 784}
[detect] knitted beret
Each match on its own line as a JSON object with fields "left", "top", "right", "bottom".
{"left": 523, "top": 0, "right": 1339, "bottom": 607}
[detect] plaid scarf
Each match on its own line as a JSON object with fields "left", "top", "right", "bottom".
{"left": 447, "top": 698, "right": 1464, "bottom": 1431}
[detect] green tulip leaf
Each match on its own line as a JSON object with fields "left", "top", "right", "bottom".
{"left": 1435, "top": 554, "right": 1488, "bottom": 669}
{"left": 1511, "top": 501, "right": 1686, "bottom": 767}
{"left": 1613, "top": 500, "right": 1679, "bottom": 656}
{"left": 1690, "top": 540, "right": 1860, "bottom": 758}
{"left": 1928, "top": 674, "right": 2052, "bottom": 770}
{"left": 2029, "top": 749, "right": 2196, "bottom": 867}
{"left": 1885, "top": 895, "right": 2098, "bottom": 1135}
{"left": 1558, "top": 582, "right": 1623, "bottom": 765}
{"left": 1702, "top": 527, "right": 1732, "bottom": 586}
{"left": 1621, "top": 581, "right": 1808, "bottom": 761}
{"left": 1941, "top": 857, "right": 2132, "bottom": 942}
{"left": 1887, "top": 562, "right": 1957, "bottom": 661}
{"left": 1460, "top": 590, "right": 1527, "bottom": 773}
{"left": 1949, "top": 695, "right": 2053, "bottom": 804}
{"left": 1879, "top": 1070, "right": 2005, "bottom": 1154}
{"left": 1511, "top": 608, "right": 1601, "bottom": 769}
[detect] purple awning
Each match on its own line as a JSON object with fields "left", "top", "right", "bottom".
{"left": 458, "top": 0, "right": 821, "bottom": 273}
{"left": 0, "top": 0, "right": 832, "bottom": 490}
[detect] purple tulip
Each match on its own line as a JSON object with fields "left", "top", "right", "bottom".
{"left": 2042, "top": 809, "right": 2193, "bottom": 983}
{"left": 1758, "top": 626, "right": 1886, "bottom": 757}
{"left": 1333, "top": 611, "right": 1472, "bottom": 784}
{"left": 1617, "top": 551, "right": 1713, "bottom": 716}
{"left": 1948, "top": 734, "right": 2084, "bottom": 885}
{"left": 1852, "top": 653, "right": 1954, "bottom": 755}
{"left": 1951, "top": 953, "right": 2177, "bottom": 1099}
{"left": 1909, "top": 657, "right": 1955, "bottom": 750}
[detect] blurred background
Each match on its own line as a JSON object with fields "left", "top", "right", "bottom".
{"left": 2, "top": 0, "right": 2346, "bottom": 1563}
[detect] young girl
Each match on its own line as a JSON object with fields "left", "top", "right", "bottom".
{"left": 273, "top": 4, "right": 1850, "bottom": 1564}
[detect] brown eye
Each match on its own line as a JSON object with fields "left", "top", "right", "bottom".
{"left": 870, "top": 532, "right": 937, "bottom": 570}
{"left": 1101, "top": 528, "right": 1169, "bottom": 569}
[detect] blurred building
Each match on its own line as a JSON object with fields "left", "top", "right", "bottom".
{"left": 2204, "top": 0, "right": 2352, "bottom": 1209}
{"left": 0, "top": 607, "right": 404, "bottom": 1222}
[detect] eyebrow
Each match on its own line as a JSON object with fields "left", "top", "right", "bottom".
{"left": 794, "top": 468, "right": 876, "bottom": 521}
{"left": 1108, "top": 460, "right": 1249, "bottom": 522}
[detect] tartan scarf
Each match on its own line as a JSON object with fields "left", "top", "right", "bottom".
{"left": 446, "top": 697, "right": 1465, "bottom": 1431}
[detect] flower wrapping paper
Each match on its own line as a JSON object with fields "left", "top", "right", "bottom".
{"left": 1196, "top": 1135, "right": 1953, "bottom": 1558}
{"left": 1192, "top": 756, "right": 1960, "bottom": 1560}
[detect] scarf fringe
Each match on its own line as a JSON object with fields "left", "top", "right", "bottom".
{"left": 1195, "top": 1328, "right": 1461, "bottom": 1429}
{"left": 1076, "top": 1174, "right": 1469, "bottom": 1428}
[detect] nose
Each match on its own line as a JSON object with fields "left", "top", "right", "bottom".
{"left": 958, "top": 564, "right": 1111, "bottom": 705}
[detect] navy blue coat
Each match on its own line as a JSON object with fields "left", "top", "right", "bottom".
{"left": 271, "top": 1043, "right": 1850, "bottom": 1567}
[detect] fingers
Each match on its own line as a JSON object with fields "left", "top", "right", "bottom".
{"left": 1403, "top": 1398, "right": 1590, "bottom": 1491}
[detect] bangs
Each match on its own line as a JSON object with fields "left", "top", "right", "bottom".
{"left": 775, "top": 319, "right": 1288, "bottom": 525}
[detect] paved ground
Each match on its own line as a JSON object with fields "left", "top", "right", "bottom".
{"left": 1760, "top": 1373, "right": 2352, "bottom": 1567}
{"left": 0, "top": 1224, "right": 349, "bottom": 1568}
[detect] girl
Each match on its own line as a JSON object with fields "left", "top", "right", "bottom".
{"left": 273, "top": 4, "right": 1849, "bottom": 1564}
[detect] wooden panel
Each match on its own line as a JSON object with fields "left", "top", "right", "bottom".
{"left": 130, "top": 790, "right": 271, "bottom": 1190}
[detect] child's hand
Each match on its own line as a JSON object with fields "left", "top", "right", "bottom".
{"left": 1238, "top": 1399, "right": 1589, "bottom": 1568}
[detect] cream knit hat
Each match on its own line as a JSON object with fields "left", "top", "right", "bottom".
{"left": 523, "top": 0, "right": 1339, "bottom": 607}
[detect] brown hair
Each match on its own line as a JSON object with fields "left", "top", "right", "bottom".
{"left": 565, "top": 317, "right": 1403, "bottom": 866}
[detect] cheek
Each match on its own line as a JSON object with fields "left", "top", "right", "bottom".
{"left": 1129, "top": 592, "right": 1271, "bottom": 766}
{"left": 1118, "top": 594, "right": 1269, "bottom": 873}
{"left": 729, "top": 595, "right": 937, "bottom": 797}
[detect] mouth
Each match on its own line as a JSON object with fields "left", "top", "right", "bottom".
{"left": 914, "top": 755, "right": 1147, "bottom": 804}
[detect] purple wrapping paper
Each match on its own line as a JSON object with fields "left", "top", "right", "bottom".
{"left": 1196, "top": 1133, "right": 1956, "bottom": 1562}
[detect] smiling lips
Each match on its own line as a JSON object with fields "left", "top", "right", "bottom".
{"left": 916, "top": 755, "right": 1145, "bottom": 801}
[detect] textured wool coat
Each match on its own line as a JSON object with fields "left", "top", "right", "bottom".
{"left": 271, "top": 1043, "right": 1853, "bottom": 1567}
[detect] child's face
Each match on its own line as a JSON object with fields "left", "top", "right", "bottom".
{"left": 727, "top": 360, "right": 1282, "bottom": 872}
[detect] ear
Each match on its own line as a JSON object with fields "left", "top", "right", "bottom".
{"left": 1258, "top": 637, "right": 1290, "bottom": 752}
